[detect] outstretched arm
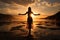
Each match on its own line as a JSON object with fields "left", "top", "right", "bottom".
{"left": 33, "top": 13, "right": 40, "bottom": 16}
{"left": 18, "top": 12, "right": 27, "bottom": 15}
{"left": 32, "top": 12, "right": 40, "bottom": 15}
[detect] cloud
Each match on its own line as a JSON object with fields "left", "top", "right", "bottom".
{"left": 0, "top": 0, "right": 35, "bottom": 6}
{"left": 40, "top": 0, "right": 60, "bottom": 3}
{"left": 37, "top": 0, "right": 60, "bottom": 7}
{"left": 0, "top": 0, "right": 60, "bottom": 16}
{"left": 31, "top": 0, "right": 60, "bottom": 16}
{"left": 0, "top": 2, "right": 27, "bottom": 15}
{"left": 0, "top": 0, "right": 35, "bottom": 14}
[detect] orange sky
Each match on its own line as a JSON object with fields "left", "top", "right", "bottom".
{"left": 0, "top": 0, "right": 60, "bottom": 18}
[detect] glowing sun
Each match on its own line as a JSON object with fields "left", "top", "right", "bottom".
{"left": 31, "top": 14, "right": 34, "bottom": 18}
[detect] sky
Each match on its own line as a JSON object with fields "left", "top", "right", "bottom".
{"left": 0, "top": 0, "right": 60, "bottom": 17}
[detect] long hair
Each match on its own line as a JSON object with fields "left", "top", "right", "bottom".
{"left": 28, "top": 7, "right": 31, "bottom": 12}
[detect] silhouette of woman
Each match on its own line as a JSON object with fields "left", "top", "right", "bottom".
{"left": 19, "top": 7, "right": 40, "bottom": 29}
{"left": 26, "top": 7, "right": 33, "bottom": 29}
{"left": 19, "top": 7, "right": 40, "bottom": 37}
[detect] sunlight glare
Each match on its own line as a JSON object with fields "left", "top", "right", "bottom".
{"left": 31, "top": 14, "right": 34, "bottom": 18}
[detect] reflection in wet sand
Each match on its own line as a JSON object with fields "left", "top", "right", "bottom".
{"left": 0, "top": 19, "right": 60, "bottom": 40}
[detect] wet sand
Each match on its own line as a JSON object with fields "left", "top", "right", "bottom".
{"left": 0, "top": 20, "right": 60, "bottom": 40}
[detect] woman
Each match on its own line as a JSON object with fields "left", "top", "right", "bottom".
{"left": 19, "top": 7, "right": 40, "bottom": 29}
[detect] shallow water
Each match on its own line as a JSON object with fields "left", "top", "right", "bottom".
{"left": 0, "top": 19, "right": 60, "bottom": 40}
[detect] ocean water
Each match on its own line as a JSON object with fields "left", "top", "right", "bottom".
{"left": 0, "top": 19, "right": 60, "bottom": 40}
